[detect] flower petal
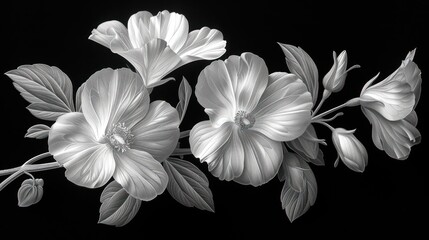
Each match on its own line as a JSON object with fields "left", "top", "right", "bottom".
{"left": 49, "top": 112, "right": 115, "bottom": 188}
{"left": 234, "top": 130, "right": 283, "bottom": 186}
{"left": 89, "top": 20, "right": 132, "bottom": 51}
{"left": 205, "top": 125, "right": 245, "bottom": 182}
{"left": 113, "top": 149, "right": 168, "bottom": 201}
{"left": 251, "top": 72, "right": 313, "bottom": 141}
{"left": 131, "top": 100, "right": 180, "bottom": 162}
{"left": 190, "top": 121, "right": 232, "bottom": 164}
{"left": 81, "top": 68, "right": 149, "bottom": 139}
{"left": 177, "top": 27, "right": 226, "bottom": 65}
{"left": 195, "top": 60, "right": 236, "bottom": 127}
{"left": 362, "top": 108, "right": 421, "bottom": 160}
{"left": 115, "top": 39, "right": 181, "bottom": 88}
{"left": 127, "top": 11, "right": 153, "bottom": 49}
{"left": 195, "top": 53, "right": 269, "bottom": 127}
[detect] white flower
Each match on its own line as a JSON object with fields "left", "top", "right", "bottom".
{"left": 190, "top": 53, "right": 313, "bottom": 186}
{"left": 360, "top": 49, "right": 421, "bottom": 121}
{"left": 48, "top": 68, "right": 180, "bottom": 201}
{"left": 332, "top": 128, "right": 368, "bottom": 172}
{"left": 323, "top": 50, "right": 360, "bottom": 93}
{"left": 89, "top": 10, "right": 226, "bottom": 88}
{"left": 360, "top": 49, "right": 422, "bottom": 160}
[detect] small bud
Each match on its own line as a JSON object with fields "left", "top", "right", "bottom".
{"left": 332, "top": 128, "right": 368, "bottom": 172}
{"left": 323, "top": 50, "right": 360, "bottom": 93}
{"left": 17, "top": 178, "right": 44, "bottom": 207}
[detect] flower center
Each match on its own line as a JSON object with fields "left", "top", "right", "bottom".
{"left": 234, "top": 110, "right": 255, "bottom": 130}
{"left": 105, "top": 122, "right": 134, "bottom": 153}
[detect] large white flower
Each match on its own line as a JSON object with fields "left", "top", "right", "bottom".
{"left": 89, "top": 10, "right": 226, "bottom": 88}
{"left": 360, "top": 49, "right": 422, "bottom": 160}
{"left": 48, "top": 68, "right": 180, "bottom": 201}
{"left": 190, "top": 53, "right": 313, "bottom": 186}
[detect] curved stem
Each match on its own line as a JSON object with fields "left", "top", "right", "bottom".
{"left": 313, "top": 120, "right": 335, "bottom": 132}
{"left": 312, "top": 90, "right": 331, "bottom": 116}
{"left": 171, "top": 148, "right": 192, "bottom": 156}
{"left": 180, "top": 130, "right": 191, "bottom": 139}
{"left": 312, "top": 97, "right": 360, "bottom": 121}
{"left": 0, "top": 152, "right": 61, "bottom": 191}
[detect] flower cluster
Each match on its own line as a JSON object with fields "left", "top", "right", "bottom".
{"left": 1, "top": 9, "right": 422, "bottom": 226}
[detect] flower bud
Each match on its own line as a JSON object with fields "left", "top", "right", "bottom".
{"left": 323, "top": 50, "right": 360, "bottom": 93}
{"left": 332, "top": 128, "right": 368, "bottom": 172}
{"left": 17, "top": 178, "right": 44, "bottom": 207}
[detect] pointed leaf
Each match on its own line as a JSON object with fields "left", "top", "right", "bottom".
{"left": 25, "top": 124, "right": 51, "bottom": 139}
{"left": 176, "top": 77, "right": 192, "bottom": 123}
{"left": 99, "top": 181, "right": 141, "bottom": 227}
{"left": 164, "top": 157, "right": 214, "bottom": 212}
{"left": 17, "top": 178, "right": 44, "bottom": 207}
{"left": 280, "top": 150, "right": 317, "bottom": 222}
{"left": 279, "top": 43, "right": 319, "bottom": 105}
{"left": 6, "top": 64, "right": 75, "bottom": 121}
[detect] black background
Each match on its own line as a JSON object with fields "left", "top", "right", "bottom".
{"left": 0, "top": 0, "right": 427, "bottom": 238}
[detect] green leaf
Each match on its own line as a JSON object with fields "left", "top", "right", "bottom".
{"left": 6, "top": 64, "right": 75, "bottom": 121}
{"left": 164, "top": 157, "right": 214, "bottom": 212}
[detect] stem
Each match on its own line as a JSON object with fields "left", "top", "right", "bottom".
{"left": 313, "top": 120, "right": 335, "bottom": 131}
{"left": 180, "top": 130, "right": 191, "bottom": 139}
{"left": 171, "top": 148, "right": 193, "bottom": 156}
{"left": 312, "top": 97, "right": 360, "bottom": 121}
{"left": 0, "top": 152, "right": 61, "bottom": 191}
{"left": 312, "top": 90, "right": 331, "bottom": 116}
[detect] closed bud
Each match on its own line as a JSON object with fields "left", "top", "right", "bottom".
{"left": 332, "top": 128, "right": 368, "bottom": 172}
{"left": 17, "top": 178, "right": 44, "bottom": 207}
{"left": 323, "top": 50, "right": 360, "bottom": 93}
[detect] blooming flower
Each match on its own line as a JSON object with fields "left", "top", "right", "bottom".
{"left": 89, "top": 10, "right": 226, "bottom": 88}
{"left": 360, "top": 49, "right": 421, "bottom": 121}
{"left": 332, "top": 128, "right": 368, "bottom": 172}
{"left": 190, "top": 53, "right": 313, "bottom": 186}
{"left": 360, "top": 49, "right": 422, "bottom": 160}
{"left": 48, "top": 68, "right": 180, "bottom": 201}
{"left": 323, "top": 50, "right": 360, "bottom": 93}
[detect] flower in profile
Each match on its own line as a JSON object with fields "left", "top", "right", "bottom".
{"left": 323, "top": 50, "right": 360, "bottom": 93}
{"left": 360, "top": 49, "right": 421, "bottom": 121}
{"left": 332, "top": 128, "right": 368, "bottom": 172}
{"left": 48, "top": 68, "right": 180, "bottom": 201}
{"left": 360, "top": 49, "right": 422, "bottom": 160}
{"left": 89, "top": 10, "right": 226, "bottom": 88}
{"left": 190, "top": 53, "right": 313, "bottom": 186}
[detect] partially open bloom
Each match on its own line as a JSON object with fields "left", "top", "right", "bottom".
{"left": 360, "top": 49, "right": 422, "bottom": 160}
{"left": 323, "top": 50, "right": 360, "bottom": 93}
{"left": 89, "top": 10, "right": 226, "bottom": 88}
{"left": 48, "top": 68, "right": 180, "bottom": 201}
{"left": 190, "top": 53, "right": 313, "bottom": 186}
{"left": 332, "top": 128, "right": 368, "bottom": 172}
{"left": 360, "top": 49, "right": 421, "bottom": 121}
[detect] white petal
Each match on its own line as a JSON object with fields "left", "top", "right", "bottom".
{"left": 234, "top": 130, "right": 283, "bottom": 186}
{"left": 81, "top": 68, "right": 149, "bottom": 139}
{"left": 251, "top": 72, "right": 312, "bottom": 141}
{"left": 148, "top": 10, "right": 189, "bottom": 53}
{"left": 89, "top": 20, "right": 132, "bottom": 51}
{"left": 195, "top": 60, "right": 236, "bottom": 127}
{"left": 205, "top": 125, "right": 245, "bottom": 181}
{"left": 195, "top": 53, "right": 269, "bottom": 127}
{"left": 362, "top": 108, "right": 421, "bottom": 160}
{"left": 48, "top": 112, "right": 115, "bottom": 188}
{"left": 113, "top": 149, "right": 168, "bottom": 201}
{"left": 177, "top": 27, "right": 226, "bottom": 65}
{"left": 190, "top": 121, "right": 232, "bottom": 164}
{"left": 127, "top": 11, "right": 154, "bottom": 48}
{"left": 115, "top": 39, "right": 181, "bottom": 88}
{"left": 131, "top": 101, "right": 180, "bottom": 162}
